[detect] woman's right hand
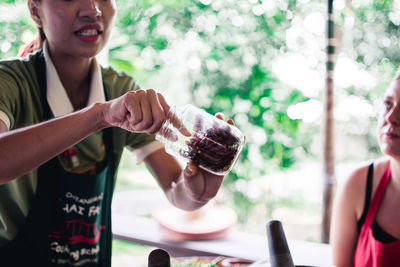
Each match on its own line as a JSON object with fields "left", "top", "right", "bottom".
{"left": 102, "top": 89, "right": 170, "bottom": 135}
{"left": 0, "top": 89, "right": 173, "bottom": 182}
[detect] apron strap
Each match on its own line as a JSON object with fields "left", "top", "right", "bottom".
{"left": 34, "top": 50, "right": 53, "bottom": 121}
{"left": 363, "top": 161, "right": 391, "bottom": 229}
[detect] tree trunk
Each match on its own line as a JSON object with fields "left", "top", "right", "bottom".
{"left": 322, "top": 0, "right": 336, "bottom": 244}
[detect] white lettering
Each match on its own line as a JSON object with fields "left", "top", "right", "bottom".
{"left": 50, "top": 243, "right": 100, "bottom": 266}
{"left": 65, "top": 192, "right": 104, "bottom": 205}
{"left": 50, "top": 242, "right": 70, "bottom": 254}
{"left": 88, "top": 205, "right": 100, "bottom": 217}
{"left": 80, "top": 245, "right": 100, "bottom": 256}
{"left": 63, "top": 203, "right": 85, "bottom": 215}
{"left": 78, "top": 206, "right": 85, "bottom": 216}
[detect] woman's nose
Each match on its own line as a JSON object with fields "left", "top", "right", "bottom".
{"left": 387, "top": 107, "right": 400, "bottom": 126}
{"left": 79, "top": 0, "right": 102, "bottom": 20}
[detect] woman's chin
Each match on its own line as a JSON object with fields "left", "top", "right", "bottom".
{"left": 382, "top": 146, "right": 400, "bottom": 159}
{"left": 76, "top": 48, "right": 103, "bottom": 59}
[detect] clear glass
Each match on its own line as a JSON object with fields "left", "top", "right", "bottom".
{"left": 156, "top": 104, "right": 245, "bottom": 175}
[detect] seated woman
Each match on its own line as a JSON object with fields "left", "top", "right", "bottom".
{"left": 331, "top": 72, "right": 400, "bottom": 267}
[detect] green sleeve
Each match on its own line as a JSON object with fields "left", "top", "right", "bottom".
{"left": 0, "top": 65, "right": 20, "bottom": 129}
{"left": 125, "top": 132, "right": 157, "bottom": 150}
{"left": 0, "top": 54, "right": 43, "bottom": 131}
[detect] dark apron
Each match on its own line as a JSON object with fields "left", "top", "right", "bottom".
{"left": 0, "top": 52, "right": 115, "bottom": 267}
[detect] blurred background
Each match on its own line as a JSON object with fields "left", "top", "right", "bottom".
{"left": 1, "top": 0, "right": 400, "bottom": 265}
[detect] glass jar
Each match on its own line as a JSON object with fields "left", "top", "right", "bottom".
{"left": 156, "top": 104, "right": 245, "bottom": 175}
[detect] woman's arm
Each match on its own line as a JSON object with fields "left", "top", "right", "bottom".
{"left": 143, "top": 113, "right": 231, "bottom": 211}
{"left": 0, "top": 103, "right": 106, "bottom": 182}
{"left": 0, "top": 83, "right": 227, "bottom": 208}
{"left": 0, "top": 89, "right": 170, "bottom": 183}
{"left": 143, "top": 148, "right": 224, "bottom": 211}
{"left": 330, "top": 166, "right": 368, "bottom": 267}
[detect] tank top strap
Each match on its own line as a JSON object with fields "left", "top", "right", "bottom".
{"left": 363, "top": 161, "right": 391, "bottom": 229}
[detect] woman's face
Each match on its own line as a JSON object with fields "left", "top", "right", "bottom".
{"left": 30, "top": 0, "right": 116, "bottom": 59}
{"left": 378, "top": 78, "right": 400, "bottom": 158}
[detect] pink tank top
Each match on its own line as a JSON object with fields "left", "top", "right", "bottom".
{"left": 354, "top": 161, "right": 400, "bottom": 266}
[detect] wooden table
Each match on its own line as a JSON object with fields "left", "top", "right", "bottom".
{"left": 112, "top": 214, "right": 333, "bottom": 266}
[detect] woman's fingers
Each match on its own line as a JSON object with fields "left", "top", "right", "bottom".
{"left": 157, "top": 93, "right": 170, "bottom": 115}
{"left": 122, "top": 89, "right": 172, "bottom": 134}
{"left": 154, "top": 93, "right": 178, "bottom": 140}
{"left": 215, "top": 112, "right": 234, "bottom": 125}
{"left": 126, "top": 90, "right": 143, "bottom": 125}
{"left": 117, "top": 91, "right": 235, "bottom": 138}
{"left": 183, "top": 162, "right": 205, "bottom": 200}
{"left": 171, "top": 114, "right": 191, "bottom": 137}
{"left": 158, "top": 93, "right": 191, "bottom": 137}
{"left": 145, "top": 90, "right": 167, "bottom": 134}
{"left": 215, "top": 112, "right": 225, "bottom": 121}
{"left": 135, "top": 91, "right": 153, "bottom": 129}
{"left": 183, "top": 162, "right": 224, "bottom": 203}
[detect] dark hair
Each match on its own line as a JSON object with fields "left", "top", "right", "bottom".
{"left": 31, "top": 0, "right": 45, "bottom": 50}
{"left": 32, "top": 26, "right": 45, "bottom": 51}
{"left": 20, "top": 0, "right": 45, "bottom": 56}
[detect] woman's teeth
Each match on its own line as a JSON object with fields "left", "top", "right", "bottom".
{"left": 77, "top": 29, "right": 99, "bottom": 36}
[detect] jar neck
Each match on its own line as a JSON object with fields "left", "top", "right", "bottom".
{"left": 165, "top": 105, "right": 178, "bottom": 123}
{"left": 156, "top": 105, "right": 181, "bottom": 143}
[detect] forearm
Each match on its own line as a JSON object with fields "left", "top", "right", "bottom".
{"left": 0, "top": 102, "right": 108, "bottom": 182}
{"left": 143, "top": 150, "right": 209, "bottom": 211}
{"left": 164, "top": 173, "right": 208, "bottom": 211}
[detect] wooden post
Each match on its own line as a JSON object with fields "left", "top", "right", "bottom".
{"left": 322, "top": 0, "right": 336, "bottom": 244}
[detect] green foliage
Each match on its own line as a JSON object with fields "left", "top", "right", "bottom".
{"left": 109, "top": 0, "right": 312, "bottom": 177}
{"left": 0, "top": 1, "right": 37, "bottom": 57}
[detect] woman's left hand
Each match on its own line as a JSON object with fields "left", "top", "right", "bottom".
{"left": 182, "top": 113, "right": 235, "bottom": 203}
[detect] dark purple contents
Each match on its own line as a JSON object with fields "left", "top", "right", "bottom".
{"left": 180, "top": 125, "right": 240, "bottom": 173}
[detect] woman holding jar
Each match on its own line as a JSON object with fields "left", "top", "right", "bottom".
{"left": 0, "top": 0, "right": 232, "bottom": 266}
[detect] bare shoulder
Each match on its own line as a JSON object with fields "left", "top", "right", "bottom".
{"left": 373, "top": 157, "right": 390, "bottom": 176}
{"left": 337, "top": 158, "right": 389, "bottom": 217}
{"left": 336, "top": 162, "right": 372, "bottom": 218}
{"left": 341, "top": 163, "right": 370, "bottom": 194}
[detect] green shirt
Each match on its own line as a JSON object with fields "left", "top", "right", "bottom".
{"left": 0, "top": 51, "right": 155, "bottom": 245}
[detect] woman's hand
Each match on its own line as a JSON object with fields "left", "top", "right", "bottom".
{"left": 182, "top": 113, "right": 235, "bottom": 204}
{"left": 102, "top": 89, "right": 170, "bottom": 134}
{"left": 143, "top": 112, "right": 237, "bottom": 210}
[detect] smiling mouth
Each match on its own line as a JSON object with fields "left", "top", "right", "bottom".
{"left": 75, "top": 29, "right": 102, "bottom": 36}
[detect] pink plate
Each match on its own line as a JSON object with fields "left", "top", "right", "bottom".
{"left": 172, "top": 256, "right": 254, "bottom": 266}
{"left": 153, "top": 202, "right": 237, "bottom": 241}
